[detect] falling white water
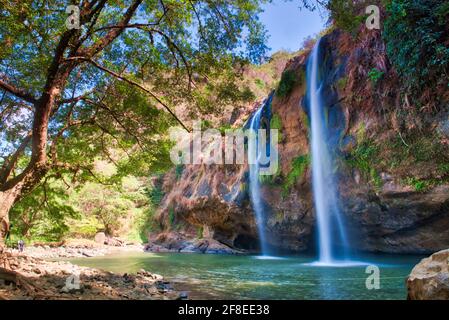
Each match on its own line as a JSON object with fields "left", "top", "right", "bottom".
{"left": 307, "top": 38, "right": 349, "bottom": 265}
{"left": 248, "top": 106, "right": 269, "bottom": 255}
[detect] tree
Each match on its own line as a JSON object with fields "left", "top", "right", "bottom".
{"left": 9, "top": 179, "right": 77, "bottom": 241}
{"left": 76, "top": 182, "right": 132, "bottom": 236}
{"left": 0, "top": 0, "right": 270, "bottom": 248}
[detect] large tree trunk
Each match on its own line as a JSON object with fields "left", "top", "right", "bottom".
{"left": 0, "top": 0, "right": 144, "bottom": 250}
{"left": 0, "top": 187, "right": 21, "bottom": 249}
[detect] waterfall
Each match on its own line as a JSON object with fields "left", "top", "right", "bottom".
{"left": 307, "top": 38, "right": 349, "bottom": 264}
{"left": 248, "top": 106, "right": 269, "bottom": 256}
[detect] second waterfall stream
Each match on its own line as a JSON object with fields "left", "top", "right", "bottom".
{"left": 307, "top": 38, "right": 350, "bottom": 265}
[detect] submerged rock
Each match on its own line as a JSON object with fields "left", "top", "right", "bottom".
{"left": 407, "top": 249, "right": 449, "bottom": 300}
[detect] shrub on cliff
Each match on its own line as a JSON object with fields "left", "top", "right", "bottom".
{"left": 276, "top": 69, "right": 297, "bottom": 98}
{"left": 383, "top": 0, "right": 449, "bottom": 93}
{"left": 276, "top": 68, "right": 305, "bottom": 98}
{"left": 326, "top": 0, "right": 366, "bottom": 35}
{"left": 283, "top": 155, "right": 310, "bottom": 194}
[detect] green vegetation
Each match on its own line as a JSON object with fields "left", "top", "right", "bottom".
{"left": 283, "top": 155, "right": 310, "bottom": 194}
{"left": 9, "top": 181, "right": 78, "bottom": 243}
{"left": 346, "top": 126, "right": 382, "bottom": 188}
{"left": 8, "top": 174, "right": 156, "bottom": 244}
{"left": 148, "top": 183, "right": 165, "bottom": 207}
{"left": 368, "top": 68, "right": 384, "bottom": 84}
{"left": 168, "top": 207, "right": 176, "bottom": 229}
{"left": 197, "top": 226, "right": 204, "bottom": 239}
{"left": 276, "top": 69, "right": 299, "bottom": 98}
{"left": 259, "top": 166, "right": 281, "bottom": 186}
{"left": 218, "top": 123, "right": 233, "bottom": 135}
{"left": 300, "top": 111, "right": 310, "bottom": 129}
{"left": 0, "top": 0, "right": 272, "bottom": 247}
{"left": 270, "top": 113, "right": 283, "bottom": 143}
{"left": 255, "top": 78, "right": 266, "bottom": 90}
{"left": 326, "top": 0, "right": 366, "bottom": 35}
{"left": 404, "top": 177, "right": 430, "bottom": 193}
{"left": 336, "top": 76, "right": 348, "bottom": 91}
{"left": 383, "top": 0, "right": 449, "bottom": 92}
{"left": 379, "top": 131, "right": 449, "bottom": 191}
{"left": 175, "top": 165, "right": 185, "bottom": 180}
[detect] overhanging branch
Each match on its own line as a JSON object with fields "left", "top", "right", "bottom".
{"left": 0, "top": 79, "right": 38, "bottom": 105}
{"left": 66, "top": 56, "right": 190, "bottom": 132}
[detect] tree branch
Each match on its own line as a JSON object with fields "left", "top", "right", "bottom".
{"left": 0, "top": 78, "right": 38, "bottom": 105}
{"left": 66, "top": 56, "right": 190, "bottom": 132}
{"left": 0, "top": 133, "right": 32, "bottom": 185}
{"left": 78, "top": 0, "right": 144, "bottom": 57}
{"left": 84, "top": 98, "right": 145, "bottom": 150}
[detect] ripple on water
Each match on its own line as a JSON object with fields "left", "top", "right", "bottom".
{"left": 253, "top": 255, "right": 288, "bottom": 260}
{"left": 303, "top": 260, "right": 370, "bottom": 267}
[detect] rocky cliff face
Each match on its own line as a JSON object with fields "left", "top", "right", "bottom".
{"left": 154, "top": 28, "right": 449, "bottom": 255}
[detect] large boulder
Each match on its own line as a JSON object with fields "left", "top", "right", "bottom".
{"left": 407, "top": 249, "right": 449, "bottom": 300}
{"left": 94, "top": 232, "right": 106, "bottom": 244}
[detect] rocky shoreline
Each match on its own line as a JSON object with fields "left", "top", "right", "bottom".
{"left": 145, "top": 232, "right": 246, "bottom": 255}
{"left": 23, "top": 242, "right": 144, "bottom": 259}
{"left": 0, "top": 242, "right": 186, "bottom": 300}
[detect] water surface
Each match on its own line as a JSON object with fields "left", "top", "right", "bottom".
{"left": 69, "top": 252, "right": 422, "bottom": 300}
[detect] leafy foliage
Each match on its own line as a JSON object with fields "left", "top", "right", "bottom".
{"left": 368, "top": 68, "right": 384, "bottom": 84}
{"left": 9, "top": 180, "right": 78, "bottom": 242}
{"left": 270, "top": 113, "right": 282, "bottom": 143}
{"left": 276, "top": 69, "right": 299, "bottom": 98}
{"left": 404, "top": 177, "right": 430, "bottom": 192}
{"left": 283, "top": 154, "right": 310, "bottom": 193}
{"left": 346, "top": 127, "right": 382, "bottom": 188}
{"left": 0, "top": 1, "right": 277, "bottom": 247}
{"left": 326, "top": 0, "right": 366, "bottom": 35}
{"left": 383, "top": 0, "right": 449, "bottom": 90}
{"left": 75, "top": 182, "right": 133, "bottom": 236}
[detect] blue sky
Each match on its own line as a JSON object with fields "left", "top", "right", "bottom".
{"left": 260, "top": 1, "right": 328, "bottom": 54}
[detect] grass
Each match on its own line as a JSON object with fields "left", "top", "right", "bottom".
{"left": 299, "top": 110, "right": 309, "bottom": 129}
{"left": 259, "top": 166, "right": 280, "bottom": 185}
{"left": 218, "top": 123, "right": 233, "bottom": 135}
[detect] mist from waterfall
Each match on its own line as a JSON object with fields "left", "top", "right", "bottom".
{"left": 307, "top": 38, "right": 350, "bottom": 265}
{"left": 248, "top": 106, "right": 270, "bottom": 256}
